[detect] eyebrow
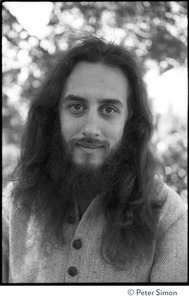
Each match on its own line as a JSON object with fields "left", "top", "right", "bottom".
{"left": 63, "top": 94, "right": 124, "bottom": 107}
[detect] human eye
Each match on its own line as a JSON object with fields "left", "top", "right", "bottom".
{"left": 101, "top": 105, "right": 118, "bottom": 115}
{"left": 68, "top": 103, "right": 85, "bottom": 114}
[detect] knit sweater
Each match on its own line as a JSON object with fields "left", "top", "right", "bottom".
{"left": 2, "top": 182, "right": 187, "bottom": 283}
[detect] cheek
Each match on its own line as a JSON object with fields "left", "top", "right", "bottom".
{"left": 60, "top": 112, "right": 82, "bottom": 142}
{"left": 60, "top": 114, "right": 72, "bottom": 141}
{"left": 107, "top": 121, "right": 126, "bottom": 148}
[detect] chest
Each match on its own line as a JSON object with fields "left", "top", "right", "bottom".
{"left": 9, "top": 215, "right": 155, "bottom": 283}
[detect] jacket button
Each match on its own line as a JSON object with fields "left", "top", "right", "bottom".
{"left": 67, "top": 216, "right": 75, "bottom": 224}
{"left": 73, "top": 239, "right": 82, "bottom": 249}
{"left": 68, "top": 266, "right": 78, "bottom": 277}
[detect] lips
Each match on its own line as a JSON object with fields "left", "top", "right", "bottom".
{"left": 70, "top": 138, "right": 107, "bottom": 151}
{"left": 76, "top": 142, "right": 104, "bottom": 149}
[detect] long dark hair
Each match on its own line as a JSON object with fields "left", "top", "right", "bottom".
{"left": 11, "top": 35, "right": 165, "bottom": 269}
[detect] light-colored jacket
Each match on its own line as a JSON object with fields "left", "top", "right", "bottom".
{"left": 2, "top": 182, "right": 187, "bottom": 283}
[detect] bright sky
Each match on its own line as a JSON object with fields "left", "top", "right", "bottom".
{"left": 3, "top": 2, "right": 188, "bottom": 120}
{"left": 145, "top": 66, "right": 187, "bottom": 120}
{"left": 4, "top": 2, "right": 53, "bottom": 38}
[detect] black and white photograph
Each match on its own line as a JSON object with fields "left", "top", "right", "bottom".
{"left": 2, "top": 1, "right": 187, "bottom": 291}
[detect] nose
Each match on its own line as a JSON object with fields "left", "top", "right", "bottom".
{"left": 81, "top": 111, "right": 101, "bottom": 138}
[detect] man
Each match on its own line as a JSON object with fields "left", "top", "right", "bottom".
{"left": 3, "top": 36, "right": 187, "bottom": 283}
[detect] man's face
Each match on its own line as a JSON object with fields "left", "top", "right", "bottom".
{"left": 59, "top": 62, "right": 129, "bottom": 168}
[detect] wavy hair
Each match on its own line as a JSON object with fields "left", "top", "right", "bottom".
{"left": 11, "top": 35, "right": 165, "bottom": 269}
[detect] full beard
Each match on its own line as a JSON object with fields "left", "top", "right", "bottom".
{"left": 46, "top": 122, "right": 125, "bottom": 202}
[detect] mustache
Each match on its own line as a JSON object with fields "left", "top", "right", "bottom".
{"left": 69, "top": 137, "right": 109, "bottom": 149}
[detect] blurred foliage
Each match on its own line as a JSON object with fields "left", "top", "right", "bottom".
{"left": 2, "top": 2, "right": 187, "bottom": 202}
{"left": 152, "top": 112, "right": 187, "bottom": 202}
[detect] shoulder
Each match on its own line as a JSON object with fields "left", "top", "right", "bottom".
{"left": 154, "top": 178, "right": 187, "bottom": 237}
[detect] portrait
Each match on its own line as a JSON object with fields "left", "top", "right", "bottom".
{"left": 2, "top": 2, "right": 187, "bottom": 284}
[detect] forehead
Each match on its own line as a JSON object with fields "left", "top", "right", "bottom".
{"left": 63, "top": 62, "right": 129, "bottom": 102}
